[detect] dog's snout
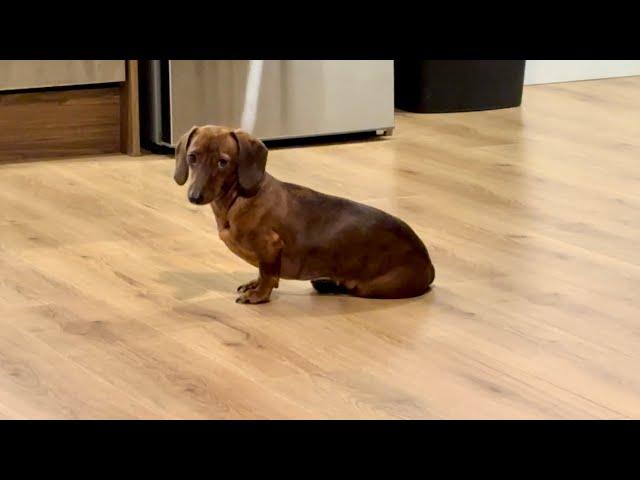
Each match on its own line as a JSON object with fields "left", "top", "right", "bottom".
{"left": 188, "top": 192, "right": 204, "bottom": 204}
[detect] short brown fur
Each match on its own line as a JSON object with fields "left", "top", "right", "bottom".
{"left": 174, "top": 125, "right": 435, "bottom": 304}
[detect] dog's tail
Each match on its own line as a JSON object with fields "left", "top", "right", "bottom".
{"left": 311, "top": 279, "right": 350, "bottom": 295}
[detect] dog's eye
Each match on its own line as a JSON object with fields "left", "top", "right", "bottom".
{"left": 187, "top": 154, "right": 196, "bottom": 165}
{"left": 218, "top": 158, "right": 228, "bottom": 168}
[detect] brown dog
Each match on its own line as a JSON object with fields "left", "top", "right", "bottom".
{"left": 174, "top": 125, "right": 435, "bottom": 304}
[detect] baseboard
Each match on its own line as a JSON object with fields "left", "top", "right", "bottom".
{"left": 0, "top": 85, "right": 121, "bottom": 162}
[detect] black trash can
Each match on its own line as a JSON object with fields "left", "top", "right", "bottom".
{"left": 394, "top": 60, "right": 526, "bottom": 113}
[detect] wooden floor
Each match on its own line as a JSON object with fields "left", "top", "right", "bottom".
{"left": 1, "top": 77, "right": 639, "bottom": 419}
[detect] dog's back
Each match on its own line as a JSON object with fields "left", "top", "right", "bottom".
{"left": 276, "top": 180, "right": 435, "bottom": 291}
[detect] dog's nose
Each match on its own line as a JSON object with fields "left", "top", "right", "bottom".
{"left": 188, "top": 192, "right": 203, "bottom": 204}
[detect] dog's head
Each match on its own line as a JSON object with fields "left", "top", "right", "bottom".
{"left": 174, "top": 125, "right": 268, "bottom": 205}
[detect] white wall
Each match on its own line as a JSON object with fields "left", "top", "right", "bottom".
{"left": 524, "top": 60, "right": 640, "bottom": 85}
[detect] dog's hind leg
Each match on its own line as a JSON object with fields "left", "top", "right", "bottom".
{"left": 351, "top": 263, "right": 433, "bottom": 299}
{"left": 311, "top": 279, "right": 350, "bottom": 295}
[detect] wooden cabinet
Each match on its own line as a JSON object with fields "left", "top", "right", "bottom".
{"left": 0, "top": 60, "right": 139, "bottom": 160}
{"left": 0, "top": 61, "right": 125, "bottom": 92}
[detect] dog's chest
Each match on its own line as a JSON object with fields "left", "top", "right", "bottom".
{"left": 217, "top": 224, "right": 260, "bottom": 267}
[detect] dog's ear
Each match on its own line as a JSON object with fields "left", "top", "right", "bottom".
{"left": 231, "top": 129, "right": 268, "bottom": 194}
{"left": 174, "top": 126, "right": 199, "bottom": 185}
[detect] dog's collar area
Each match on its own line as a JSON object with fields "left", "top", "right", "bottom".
{"left": 239, "top": 184, "right": 261, "bottom": 198}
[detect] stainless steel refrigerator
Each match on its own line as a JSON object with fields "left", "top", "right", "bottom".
{"left": 140, "top": 60, "right": 394, "bottom": 147}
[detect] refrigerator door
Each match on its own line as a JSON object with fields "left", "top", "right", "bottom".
{"left": 167, "top": 60, "right": 394, "bottom": 145}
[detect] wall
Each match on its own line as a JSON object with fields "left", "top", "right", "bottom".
{"left": 524, "top": 60, "right": 640, "bottom": 85}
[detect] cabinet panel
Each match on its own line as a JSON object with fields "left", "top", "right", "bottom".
{"left": 0, "top": 61, "right": 125, "bottom": 91}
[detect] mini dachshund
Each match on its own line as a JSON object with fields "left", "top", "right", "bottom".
{"left": 174, "top": 125, "right": 435, "bottom": 304}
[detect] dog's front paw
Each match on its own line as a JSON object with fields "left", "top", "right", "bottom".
{"left": 235, "top": 290, "right": 271, "bottom": 305}
{"left": 237, "top": 279, "right": 260, "bottom": 293}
